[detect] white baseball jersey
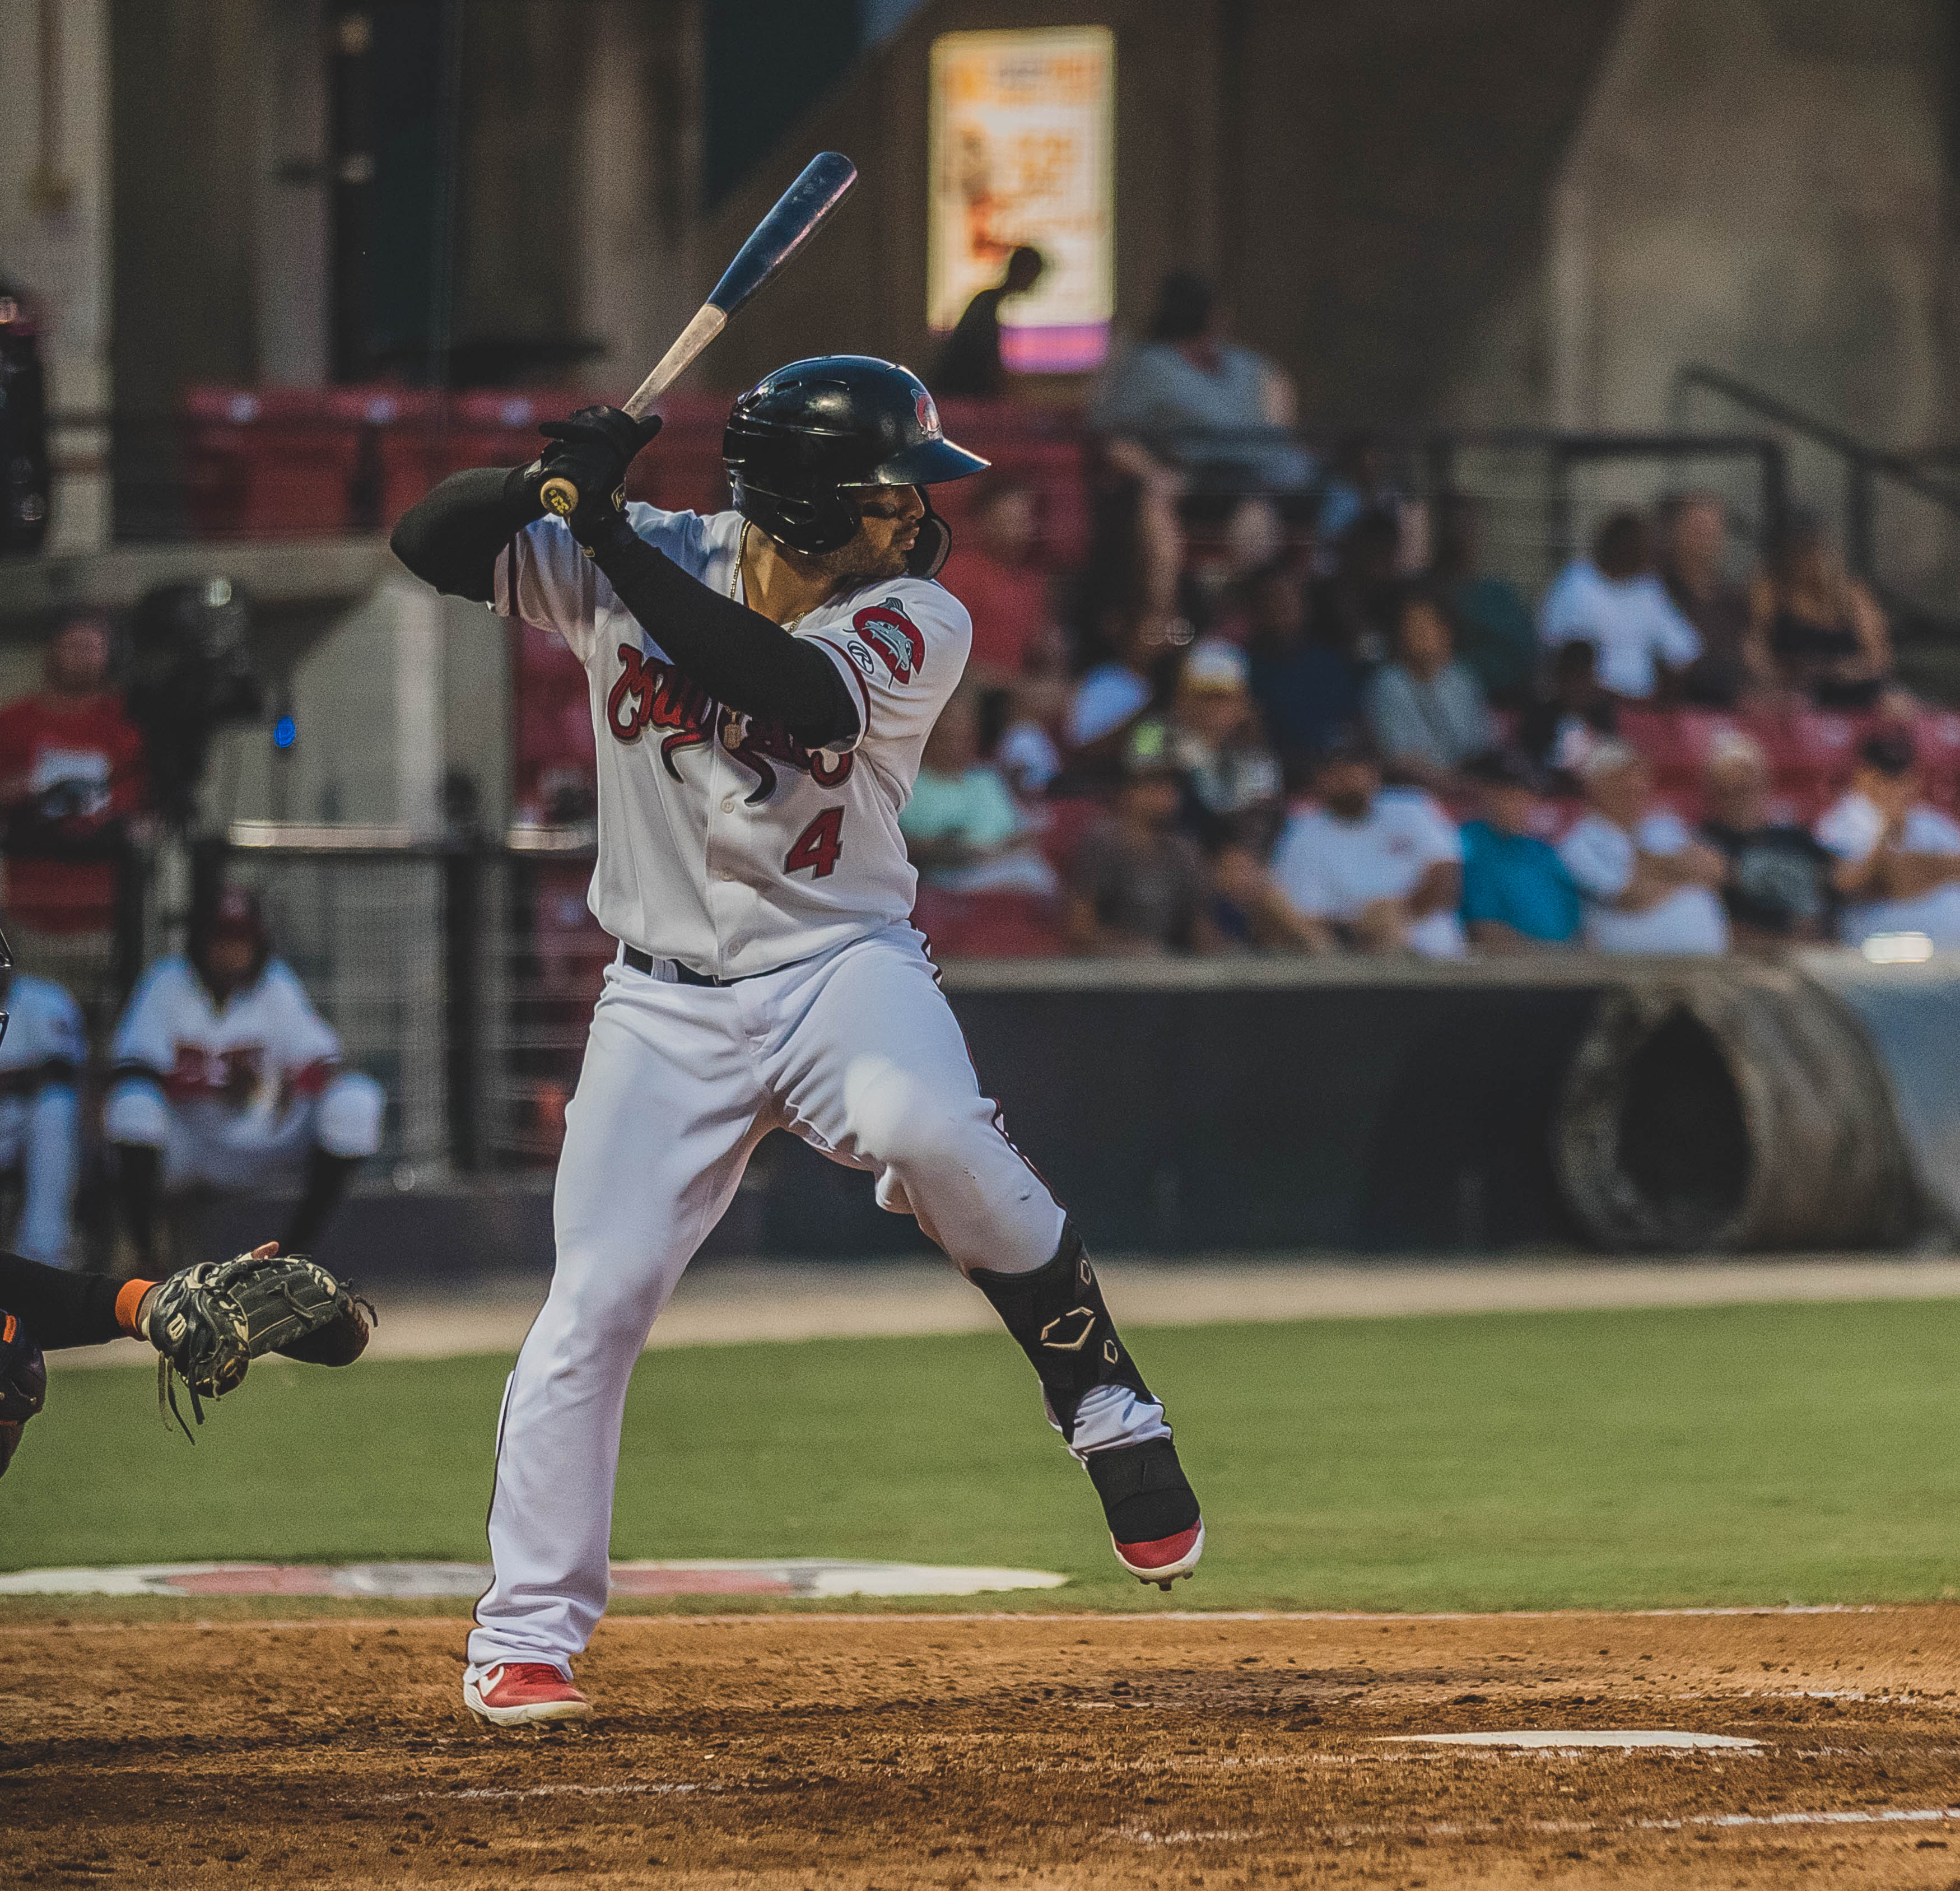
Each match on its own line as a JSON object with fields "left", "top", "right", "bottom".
{"left": 496, "top": 505, "right": 971, "bottom": 977}
{"left": 0, "top": 973, "right": 83, "bottom": 1078}
{"left": 113, "top": 957, "right": 342, "bottom": 1152}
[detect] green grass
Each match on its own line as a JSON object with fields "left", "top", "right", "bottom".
{"left": 6, "top": 1300, "right": 1960, "bottom": 1613}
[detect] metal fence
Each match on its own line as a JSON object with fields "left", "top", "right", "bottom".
{"left": 222, "top": 824, "right": 610, "bottom": 1180}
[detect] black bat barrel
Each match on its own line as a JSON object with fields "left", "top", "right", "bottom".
{"left": 707, "top": 153, "right": 857, "bottom": 318}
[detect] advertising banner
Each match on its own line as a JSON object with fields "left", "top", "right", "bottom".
{"left": 928, "top": 27, "right": 1115, "bottom": 374}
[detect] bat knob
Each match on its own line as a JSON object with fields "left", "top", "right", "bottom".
{"left": 540, "top": 476, "right": 579, "bottom": 518}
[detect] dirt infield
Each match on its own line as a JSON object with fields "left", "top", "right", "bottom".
{"left": 10, "top": 1607, "right": 1960, "bottom": 1887}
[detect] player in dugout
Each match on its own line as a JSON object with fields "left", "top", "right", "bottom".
{"left": 392, "top": 356, "right": 1205, "bottom": 1727}
{"left": 106, "top": 885, "right": 385, "bottom": 1274}
{"left": 0, "top": 921, "right": 374, "bottom": 1471}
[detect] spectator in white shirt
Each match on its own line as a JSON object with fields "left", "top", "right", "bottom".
{"left": 1270, "top": 737, "right": 1467, "bottom": 958}
{"left": 1814, "top": 728, "right": 1960, "bottom": 949}
{"left": 1557, "top": 740, "right": 1729, "bottom": 954}
{"left": 1540, "top": 510, "right": 1701, "bottom": 701}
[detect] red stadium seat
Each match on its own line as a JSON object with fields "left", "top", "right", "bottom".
{"left": 911, "top": 888, "right": 1064, "bottom": 958}
{"left": 183, "top": 386, "right": 362, "bottom": 537}
{"left": 1036, "top": 793, "right": 1108, "bottom": 875}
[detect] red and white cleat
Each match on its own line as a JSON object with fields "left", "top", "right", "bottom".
{"left": 1087, "top": 1438, "right": 1204, "bottom": 1591}
{"left": 463, "top": 1661, "right": 592, "bottom": 1727}
{"left": 1114, "top": 1518, "right": 1205, "bottom": 1591}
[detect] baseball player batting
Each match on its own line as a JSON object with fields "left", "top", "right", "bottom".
{"left": 391, "top": 357, "right": 1204, "bottom": 1730}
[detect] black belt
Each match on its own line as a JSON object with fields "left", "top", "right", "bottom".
{"left": 621, "top": 943, "right": 734, "bottom": 987}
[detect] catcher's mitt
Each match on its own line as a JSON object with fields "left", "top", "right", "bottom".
{"left": 0, "top": 1310, "right": 47, "bottom": 1479}
{"left": 148, "top": 1249, "right": 375, "bottom": 1437}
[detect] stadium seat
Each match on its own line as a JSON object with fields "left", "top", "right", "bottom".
{"left": 911, "top": 887, "right": 1064, "bottom": 958}
{"left": 183, "top": 386, "right": 363, "bottom": 537}
{"left": 1036, "top": 793, "right": 1108, "bottom": 875}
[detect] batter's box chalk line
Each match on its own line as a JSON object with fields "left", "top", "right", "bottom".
{"left": 0, "top": 1559, "right": 1068, "bottom": 1600}
{"left": 1380, "top": 1730, "right": 1761, "bottom": 1751}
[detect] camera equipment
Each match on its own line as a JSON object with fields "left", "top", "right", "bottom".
{"left": 124, "top": 577, "right": 266, "bottom": 826}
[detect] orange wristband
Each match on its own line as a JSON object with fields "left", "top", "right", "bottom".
{"left": 115, "top": 1278, "right": 156, "bottom": 1338}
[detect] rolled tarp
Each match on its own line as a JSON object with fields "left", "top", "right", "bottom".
{"left": 1552, "top": 953, "right": 1955, "bottom": 1251}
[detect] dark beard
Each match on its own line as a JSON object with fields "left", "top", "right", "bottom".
{"left": 816, "top": 536, "right": 910, "bottom": 589}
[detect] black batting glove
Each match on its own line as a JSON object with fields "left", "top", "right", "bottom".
{"left": 535, "top": 406, "right": 664, "bottom": 551}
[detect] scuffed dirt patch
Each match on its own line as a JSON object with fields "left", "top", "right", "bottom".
{"left": 7, "top": 1606, "right": 1960, "bottom": 1885}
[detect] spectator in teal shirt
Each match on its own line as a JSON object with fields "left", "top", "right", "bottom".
{"left": 1459, "top": 750, "right": 1583, "bottom": 952}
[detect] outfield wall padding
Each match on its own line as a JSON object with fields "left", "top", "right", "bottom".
{"left": 197, "top": 952, "right": 1960, "bottom": 1272}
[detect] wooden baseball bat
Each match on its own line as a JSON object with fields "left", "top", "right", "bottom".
{"left": 539, "top": 151, "right": 858, "bottom": 518}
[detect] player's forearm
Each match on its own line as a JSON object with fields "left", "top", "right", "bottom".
{"left": 0, "top": 1251, "right": 146, "bottom": 1350}
{"left": 390, "top": 467, "right": 543, "bottom": 604}
{"left": 585, "top": 521, "right": 860, "bottom": 748}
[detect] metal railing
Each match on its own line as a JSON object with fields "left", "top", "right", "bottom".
{"left": 220, "top": 823, "right": 613, "bottom": 1179}
{"left": 1672, "top": 364, "right": 1960, "bottom": 640}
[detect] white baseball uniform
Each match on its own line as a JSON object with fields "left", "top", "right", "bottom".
{"left": 468, "top": 505, "right": 1167, "bottom": 1678}
{"left": 105, "top": 957, "right": 384, "bottom": 1190}
{"left": 0, "top": 972, "right": 84, "bottom": 1267}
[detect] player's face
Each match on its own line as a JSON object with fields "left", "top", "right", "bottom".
{"left": 834, "top": 485, "right": 927, "bottom": 581}
{"left": 203, "top": 933, "right": 257, "bottom": 993}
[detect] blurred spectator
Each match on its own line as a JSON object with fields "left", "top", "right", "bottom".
{"left": 994, "top": 673, "right": 1068, "bottom": 800}
{"left": 1658, "top": 492, "right": 1759, "bottom": 708}
{"left": 0, "top": 613, "right": 148, "bottom": 982}
{"left": 1515, "top": 640, "right": 1619, "bottom": 786}
{"left": 1362, "top": 585, "right": 1495, "bottom": 794}
{"left": 0, "top": 953, "right": 83, "bottom": 1266}
{"left": 1557, "top": 742, "right": 1728, "bottom": 953}
{"left": 1077, "top": 465, "right": 1187, "bottom": 650}
{"left": 1540, "top": 510, "right": 1700, "bottom": 701}
{"left": 1165, "top": 640, "right": 1284, "bottom": 850}
{"left": 899, "top": 686, "right": 1058, "bottom": 897}
{"left": 1316, "top": 431, "right": 1400, "bottom": 543}
{"left": 107, "top": 886, "right": 385, "bottom": 1273}
{"left": 1700, "top": 730, "right": 1836, "bottom": 951}
{"left": 1429, "top": 492, "right": 1536, "bottom": 705}
{"left": 932, "top": 245, "right": 1046, "bottom": 399}
{"left": 1310, "top": 507, "right": 1403, "bottom": 669}
{"left": 1458, "top": 750, "right": 1582, "bottom": 953}
{"left": 1240, "top": 563, "right": 1357, "bottom": 775}
{"left": 936, "top": 473, "right": 1055, "bottom": 683}
{"left": 1067, "top": 606, "right": 1184, "bottom": 759}
{"left": 1090, "top": 271, "right": 1314, "bottom": 497}
{"left": 1815, "top": 729, "right": 1960, "bottom": 950}
{"left": 1064, "top": 721, "right": 1223, "bottom": 955}
{"left": 1269, "top": 738, "right": 1466, "bottom": 958}
{"left": 1748, "top": 509, "right": 1901, "bottom": 712}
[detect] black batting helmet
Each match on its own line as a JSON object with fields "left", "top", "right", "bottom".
{"left": 723, "top": 356, "right": 988, "bottom": 579}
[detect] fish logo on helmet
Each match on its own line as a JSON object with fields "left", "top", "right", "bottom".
{"left": 722, "top": 356, "right": 987, "bottom": 579}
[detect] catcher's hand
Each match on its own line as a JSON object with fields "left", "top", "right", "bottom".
{"left": 0, "top": 1310, "right": 47, "bottom": 1480}
{"left": 148, "top": 1242, "right": 376, "bottom": 1437}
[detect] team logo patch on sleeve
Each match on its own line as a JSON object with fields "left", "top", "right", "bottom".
{"left": 851, "top": 601, "right": 926, "bottom": 684}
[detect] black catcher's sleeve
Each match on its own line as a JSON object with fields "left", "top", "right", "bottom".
{"left": 390, "top": 467, "right": 542, "bottom": 605}
{"left": 0, "top": 1251, "right": 128, "bottom": 1350}
{"left": 587, "top": 524, "right": 860, "bottom": 750}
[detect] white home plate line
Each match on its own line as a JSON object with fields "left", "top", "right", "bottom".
{"left": 1120, "top": 1806, "right": 1960, "bottom": 1847}
{"left": 1381, "top": 1730, "right": 1760, "bottom": 1750}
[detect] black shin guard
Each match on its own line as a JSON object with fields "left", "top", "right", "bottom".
{"left": 969, "top": 1223, "right": 1154, "bottom": 1445}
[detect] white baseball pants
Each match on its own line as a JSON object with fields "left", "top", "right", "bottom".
{"left": 468, "top": 923, "right": 1164, "bottom": 1677}
{"left": 0, "top": 1084, "right": 80, "bottom": 1268}
{"left": 104, "top": 1072, "right": 385, "bottom": 1191}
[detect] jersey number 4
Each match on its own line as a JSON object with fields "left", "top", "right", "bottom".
{"left": 784, "top": 807, "right": 845, "bottom": 878}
